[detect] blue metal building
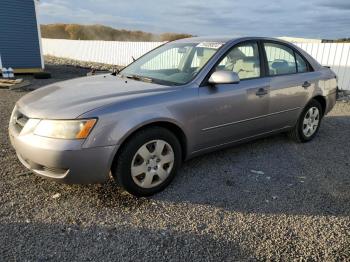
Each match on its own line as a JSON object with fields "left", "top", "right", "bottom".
{"left": 0, "top": 0, "right": 43, "bottom": 73}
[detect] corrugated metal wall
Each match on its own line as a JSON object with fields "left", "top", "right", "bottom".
{"left": 294, "top": 43, "right": 350, "bottom": 91}
{"left": 0, "top": 0, "right": 42, "bottom": 69}
{"left": 42, "top": 39, "right": 350, "bottom": 90}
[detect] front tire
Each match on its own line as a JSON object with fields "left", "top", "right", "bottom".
{"left": 113, "top": 127, "right": 182, "bottom": 197}
{"left": 288, "top": 99, "right": 323, "bottom": 143}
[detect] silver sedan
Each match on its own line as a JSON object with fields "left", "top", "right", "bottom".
{"left": 9, "top": 37, "right": 337, "bottom": 196}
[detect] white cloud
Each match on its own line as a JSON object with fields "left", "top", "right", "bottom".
{"left": 38, "top": 0, "right": 350, "bottom": 38}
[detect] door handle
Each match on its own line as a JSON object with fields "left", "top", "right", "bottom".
{"left": 302, "top": 81, "right": 311, "bottom": 88}
{"left": 256, "top": 88, "right": 268, "bottom": 97}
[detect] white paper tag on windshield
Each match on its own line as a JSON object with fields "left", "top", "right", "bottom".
{"left": 197, "top": 42, "right": 224, "bottom": 49}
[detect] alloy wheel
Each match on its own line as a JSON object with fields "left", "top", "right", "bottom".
{"left": 302, "top": 106, "right": 320, "bottom": 137}
{"left": 131, "top": 140, "right": 174, "bottom": 189}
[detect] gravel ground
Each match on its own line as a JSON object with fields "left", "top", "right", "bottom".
{"left": 9, "top": 64, "right": 91, "bottom": 91}
{"left": 44, "top": 55, "right": 121, "bottom": 72}
{"left": 0, "top": 65, "right": 349, "bottom": 261}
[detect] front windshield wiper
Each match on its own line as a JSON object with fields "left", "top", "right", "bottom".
{"left": 111, "top": 66, "right": 126, "bottom": 76}
{"left": 124, "top": 74, "right": 153, "bottom": 83}
{"left": 111, "top": 68, "right": 120, "bottom": 76}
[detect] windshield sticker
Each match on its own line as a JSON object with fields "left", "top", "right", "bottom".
{"left": 196, "top": 42, "right": 224, "bottom": 49}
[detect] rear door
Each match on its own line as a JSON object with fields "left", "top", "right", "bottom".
{"left": 194, "top": 41, "right": 271, "bottom": 151}
{"left": 261, "top": 41, "right": 316, "bottom": 130}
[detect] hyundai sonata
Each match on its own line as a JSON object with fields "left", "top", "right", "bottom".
{"left": 9, "top": 37, "right": 337, "bottom": 196}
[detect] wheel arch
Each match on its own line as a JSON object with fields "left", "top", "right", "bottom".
{"left": 311, "top": 95, "right": 326, "bottom": 116}
{"left": 111, "top": 120, "right": 188, "bottom": 171}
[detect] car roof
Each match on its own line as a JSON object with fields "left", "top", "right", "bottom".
{"left": 173, "top": 36, "right": 237, "bottom": 44}
{"left": 173, "top": 36, "right": 291, "bottom": 45}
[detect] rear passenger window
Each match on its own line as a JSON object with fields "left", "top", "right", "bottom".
{"left": 295, "top": 52, "right": 309, "bottom": 73}
{"left": 264, "top": 43, "right": 297, "bottom": 75}
{"left": 215, "top": 42, "right": 260, "bottom": 80}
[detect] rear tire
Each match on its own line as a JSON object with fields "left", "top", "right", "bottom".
{"left": 113, "top": 126, "right": 182, "bottom": 197}
{"left": 288, "top": 99, "right": 323, "bottom": 143}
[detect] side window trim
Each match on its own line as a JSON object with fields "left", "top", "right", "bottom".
{"left": 294, "top": 50, "right": 313, "bottom": 73}
{"left": 294, "top": 48, "right": 314, "bottom": 72}
{"left": 200, "top": 39, "right": 314, "bottom": 87}
{"left": 258, "top": 40, "right": 268, "bottom": 78}
{"left": 201, "top": 40, "right": 263, "bottom": 86}
{"left": 261, "top": 40, "right": 313, "bottom": 77}
{"left": 262, "top": 41, "right": 297, "bottom": 76}
{"left": 293, "top": 50, "right": 298, "bottom": 73}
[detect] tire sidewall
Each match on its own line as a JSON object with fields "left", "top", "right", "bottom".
{"left": 115, "top": 127, "right": 182, "bottom": 197}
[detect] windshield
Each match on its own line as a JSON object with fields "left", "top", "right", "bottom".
{"left": 120, "top": 42, "right": 224, "bottom": 85}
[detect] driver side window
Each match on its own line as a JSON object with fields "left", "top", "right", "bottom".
{"left": 215, "top": 42, "right": 261, "bottom": 80}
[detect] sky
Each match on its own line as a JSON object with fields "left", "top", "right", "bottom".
{"left": 38, "top": 0, "right": 350, "bottom": 39}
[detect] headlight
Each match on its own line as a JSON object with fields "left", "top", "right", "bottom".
{"left": 33, "top": 119, "right": 97, "bottom": 139}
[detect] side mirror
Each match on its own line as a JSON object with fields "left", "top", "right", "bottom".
{"left": 208, "top": 71, "right": 240, "bottom": 85}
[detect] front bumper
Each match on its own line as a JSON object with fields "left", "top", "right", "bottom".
{"left": 9, "top": 124, "right": 117, "bottom": 184}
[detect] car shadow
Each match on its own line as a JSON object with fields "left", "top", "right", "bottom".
{"left": 93, "top": 114, "right": 350, "bottom": 217}
{"left": 6, "top": 115, "right": 349, "bottom": 218}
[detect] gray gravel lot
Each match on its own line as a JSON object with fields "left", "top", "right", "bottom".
{"left": 0, "top": 64, "right": 349, "bottom": 261}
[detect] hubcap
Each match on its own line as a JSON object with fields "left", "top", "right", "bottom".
{"left": 131, "top": 140, "right": 174, "bottom": 189}
{"left": 302, "top": 107, "right": 320, "bottom": 137}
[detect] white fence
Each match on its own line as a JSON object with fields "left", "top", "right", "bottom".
{"left": 42, "top": 38, "right": 163, "bottom": 66}
{"left": 294, "top": 42, "right": 350, "bottom": 91}
{"left": 42, "top": 38, "right": 350, "bottom": 90}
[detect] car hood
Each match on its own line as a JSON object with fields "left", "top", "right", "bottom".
{"left": 17, "top": 74, "right": 176, "bottom": 119}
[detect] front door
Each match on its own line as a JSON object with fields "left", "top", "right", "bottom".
{"left": 193, "top": 41, "right": 271, "bottom": 151}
